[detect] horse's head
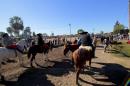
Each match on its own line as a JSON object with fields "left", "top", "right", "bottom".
{"left": 64, "top": 43, "right": 79, "bottom": 56}
{"left": 17, "top": 39, "right": 29, "bottom": 52}
{"left": 63, "top": 43, "right": 71, "bottom": 56}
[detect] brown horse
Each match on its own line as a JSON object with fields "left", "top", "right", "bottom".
{"left": 63, "top": 44, "right": 79, "bottom": 56}
{"left": 72, "top": 46, "right": 93, "bottom": 85}
{"left": 64, "top": 44, "right": 93, "bottom": 84}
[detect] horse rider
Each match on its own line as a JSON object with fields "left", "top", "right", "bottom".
{"left": 35, "top": 33, "right": 44, "bottom": 52}
{"left": 77, "top": 30, "right": 95, "bottom": 57}
{"left": 103, "top": 37, "right": 110, "bottom": 52}
{"left": 2, "top": 33, "right": 23, "bottom": 54}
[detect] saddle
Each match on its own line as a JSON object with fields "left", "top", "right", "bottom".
{"left": 43, "top": 44, "right": 49, "bottom": 49}
{"left": 6, "top": 45, "right": 17, "bottom": 57}
{"left": 6, "top": 44, "right": 17, "bottom": 49}
{"left": 6, "top": 45, "right": 23, "bottom": 57}
{"left": 79, "top": 45, "right": 92, "bottom": 51}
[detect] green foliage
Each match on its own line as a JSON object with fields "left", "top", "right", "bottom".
{"left": 100, "top": 31, "right": 104, "bottom": 35}
{"left": 32, "top": 32, "right": 36, "bottom": 36}
{"left": 113, "top": 41, "right": 130, "bottom": 57}
{"left": 9, "top": 16, "right": 24, "bottom": 36}
{"left": 113, "top": 21, "right": 125, "bottom": 34}
{"left": 6, "top": 27, "right": 13, "bottom": 36}
{"left": 24, "top": 27, "right": 31, "bottom": 35}
{"left": 0, "top": 32, "right": 5, "bottom": 37}
{"left": 51, "top": 32, "right": 54, "bottom": 36}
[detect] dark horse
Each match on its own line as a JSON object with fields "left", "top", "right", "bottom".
{"left": 27, "top": 41, "right": 53, "bottom": 67}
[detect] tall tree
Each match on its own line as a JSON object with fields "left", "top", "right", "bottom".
{"left": 32, "top": 32, "right": 36, "bottom": 36}
{"left": 9, "top": 16, "right": 24, "bottom": 37}
{"left": 43, "top": 33, "right": 48, "bottom": 36}
{"left": 124, "top": 29, "right": 129, "bottom": 34}
{"left": 100, "top": 30, "right": 104, "bottom": 35}
{"left": 113, "top": 21, "right": 125, "bottom": 34}
{"left": 24, "top": 27, "right": 31, "bottom": 36}
{"left": 0, "top": 32, "right": 5, "bottom": 37}
{"left": 6, "top": 27, "right": 13, "bottom": 36}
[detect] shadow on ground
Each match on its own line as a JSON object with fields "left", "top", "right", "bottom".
{"left": 0, "top": 68, "right": 54, "bottom": 86}
{"left": 0, "top": 57, "right": 129, "bottom": 86}
{"left": 78, "top": 62, "right": 129, "bottom": 86}
{"left": 0, "top": 58, "right": 74, "bottom": 86}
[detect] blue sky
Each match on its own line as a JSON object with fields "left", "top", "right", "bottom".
{"left": 0, "top": 0, "right": 129, "bottom": 35}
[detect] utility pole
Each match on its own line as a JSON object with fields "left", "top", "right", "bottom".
{"left": 69, "top": 24, "right": 71, "bottom": 41}
{"left": 69, "top": 24, "right": 71, "bottom": 35}
{"left": 128, "top": 0, "right": 130, "bottom": 30}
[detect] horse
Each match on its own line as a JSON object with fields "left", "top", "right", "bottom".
{"left": 27, "top": 41, "right": 52, "bottom": 67}
{"left": 63, "top": 39, "right": 78, "bottom": 55}
{"left": 63, "top": 42, "right": 94, "bottom": 85}
{"left": 72, "top": 46, "right": 93, "bottom": 85}
{"left": 63, "top": 43, "right": 79, "bottom": 56}
{"left": 0, "top": 39, "right": 28, "bottom": 81}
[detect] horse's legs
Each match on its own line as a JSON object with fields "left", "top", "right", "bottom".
{"left": 0, "top": 74, "right": 5, "bottom": 82}
{"left": 76, "top": 67, "right": 81, "bottom": 85}
{"left": 18, "top": 54, "right": 24, "bottom": 67}
{"left": 71, "top": 57, "right": 74, "bottom": 67}
{"left": 89, "top": 59, "right": 92, "bottom": 70}
{"left": 44, "top": 53, "right": 49, "bottom": 61}
{"left": 30, "top": 54, "right": 36, "bottom": 67}
{"left": 45, "top": 54, "right": 47, "bottom": 61}
{"left": 0, "top": 64, "right": 5, "bottom": 82}
{"left": 104, "top": 44, "right": 107, "bottom": 52}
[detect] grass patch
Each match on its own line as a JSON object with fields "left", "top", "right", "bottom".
{"left": 112, "top": 41, "right": 130, "bottom": 57}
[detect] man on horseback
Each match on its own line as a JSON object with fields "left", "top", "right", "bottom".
{"left": 2, "top": 33, "right": 23, "bottom": 54}
{"left": 77, "top": 30, "right": 95, "bottom": 57}
{"left": 33, "top": 33, "right": 45, "bottom": 52}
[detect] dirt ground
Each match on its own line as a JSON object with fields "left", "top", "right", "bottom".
{"left": 0, "top": 45, "right": 130, "bottom": 86}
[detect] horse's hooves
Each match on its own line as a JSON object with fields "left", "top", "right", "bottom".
{"left": 31, "top": 64, "right": 34, "bottom": 68}
{"left": 76, "top": 82, "right": 78, "bottom": 85}
{"left": 1, "top": 62, "right": 6, "bottom": 65}
{"left": 20, "top": 64, "right": 24, "bottom": 67}
{"left": 45, "top": 59, "right": 49, "bottom": 61}
{"left": 89, "top": 67, "right": 91, "bottom": 70}
{"left": 1, "top": 75, "right": 5, "bottom": 82}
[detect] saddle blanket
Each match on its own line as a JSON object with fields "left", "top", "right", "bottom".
{"left": 79, "top": 45, "right": 92, "bottom": 51}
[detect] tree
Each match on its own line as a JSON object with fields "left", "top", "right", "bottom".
{"left": 0, "top": 32, "right": 5, "bottom": 37}
{"left": 6, "top": 27, "right": 13, "bottom": 36}
{"left": 9, "top": 16, "right": 24, "bottom": 37}
{"left": 100, "top": 30, "right": 104, "bottom": 36}
{"left": 51, "top": 32, "right": 54, "bottom": 36}
{"left": 32, "top": 32, "right": 36, "bottom": 36}
{"left": 43, "top": 33, "right": 48, "bottom": 36}
{"left": 24, "top": 27, "right": 31, "bottom": 36}
{"left": 120, "top": 29, "right": 124, "bottom": 35}
{"left": 113, "top": 21, "right": 125, "bottom": 34}
{"left": 124, "top": 29, "right": 129, "bottom": 34}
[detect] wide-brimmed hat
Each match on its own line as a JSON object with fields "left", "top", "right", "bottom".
{"left": 2, "top": 33, "right": 8, "bottom": 37}
{"left": 78, "top": 31, "right": 88, "bottom": 34}
{"left": 37, "top": 33, "right": 42, "bottom": 36}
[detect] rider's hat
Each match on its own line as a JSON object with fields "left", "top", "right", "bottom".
{"left": 2, "top": 33, "right": 8, "bottom": 38}
{"left": 78, "top": 31, "right": 88, "bottom": 34}
{"left": 37, "top": 33, "right": 42, "bottom": 37}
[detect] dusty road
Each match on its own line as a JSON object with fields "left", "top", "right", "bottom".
{"left": 0, "top": 45, "right": 130, "bottom": 86}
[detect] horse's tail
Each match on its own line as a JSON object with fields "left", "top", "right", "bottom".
{"left": 27, "top": 47, "right": 31, "bottom": 59}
